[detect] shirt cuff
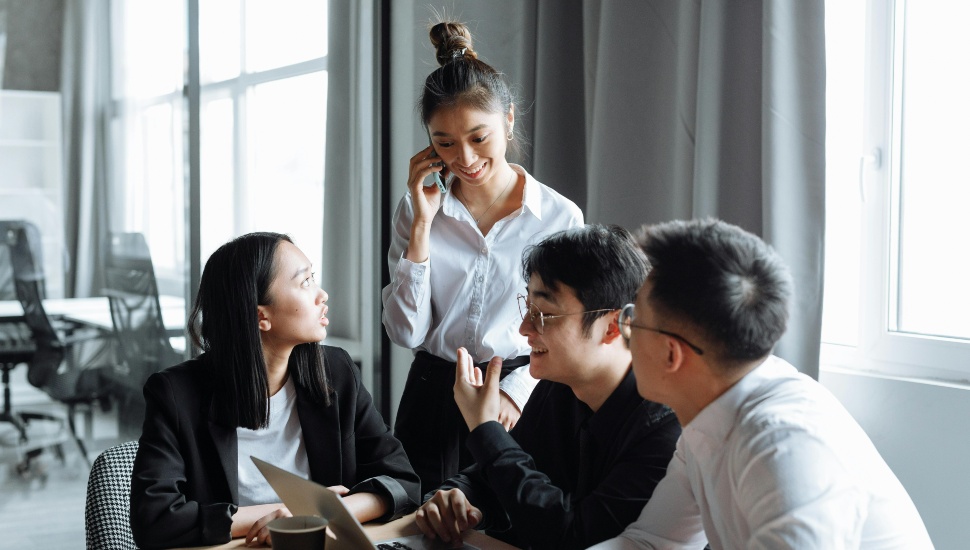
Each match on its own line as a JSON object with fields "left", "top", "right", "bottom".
{"left": 498, "top": 365, "right": 538, "bottom": 411}
{"left": 466, "top": 421, "right": 520, "bottom": 465}
{"left": 392, "top": 255, "right": 430, "bottom": 302}
{"left": 395, "top": 254, "right": 429, "bottom": 270}
{"left": 199, "top": 502, "right": 237, "bottom": 545}
{"left": 348, "top": 475, "right": 416, "bottom": 522}
{"left": 396, "top": 252, "right": 428, "bottom": 276}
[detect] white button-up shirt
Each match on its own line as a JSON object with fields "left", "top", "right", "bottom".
{"left": 591, "top": 355, "right": 933, "bottom": 550}
{"left": 381, "top": 165, "right": 584, "bottom": 409}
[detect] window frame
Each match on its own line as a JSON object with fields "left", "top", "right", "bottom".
{"left": 108, "top": 0, "right": 328, "bottom": 297}
{"left": 821, "top": 0, "right": 970, "bottom": 384}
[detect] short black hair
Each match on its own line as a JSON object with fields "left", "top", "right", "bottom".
{"left": 522, "top": 224, "right": 648, "bottom": 337}
{"left": 188, "top": 232, "right": 330, "bottom": 429}
{"left": 637, "top": 218, "right": 793, "bottom": 364}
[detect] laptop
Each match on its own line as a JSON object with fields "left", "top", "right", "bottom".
{"left": 251, "top": 456, "right": 480, "bottom": 550}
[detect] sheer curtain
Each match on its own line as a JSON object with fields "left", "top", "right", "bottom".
{"left": 389, "top": 0, "right": 825, "bottom": 379}
{"left": 60, "top": 0, "right": 112, "bottom": 298}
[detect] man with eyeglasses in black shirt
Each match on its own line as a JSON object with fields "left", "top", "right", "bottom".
{"left": 413, "top": 224, "right": 681, "bottom": 550}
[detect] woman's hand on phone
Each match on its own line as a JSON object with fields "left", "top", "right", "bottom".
{"left": 408, "top": 145, "right": 447, "bottom": 227}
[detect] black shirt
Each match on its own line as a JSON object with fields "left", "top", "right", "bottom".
{"left": 437, "top": 368, "right": 681, "bottom": 550}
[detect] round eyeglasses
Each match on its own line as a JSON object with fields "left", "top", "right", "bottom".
{"left": 618, "top": 303, "right": 705, "bottom": 355}
{"left": 517, "top": 294, "right": 616, "bottom": 335}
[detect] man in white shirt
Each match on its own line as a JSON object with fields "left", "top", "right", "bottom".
{"left": 592, "top": 218, "right": 933, "bottom": 550}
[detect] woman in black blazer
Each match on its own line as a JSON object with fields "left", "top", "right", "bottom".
{"left": 130, "top": 233, "right": 419, "bottom": 548}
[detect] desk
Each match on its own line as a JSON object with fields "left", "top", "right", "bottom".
{"left": 0, "top": 295, "right": 185, "bottom": 331}
{"left": 179, "top": 512, "right": 517, "bottom": 549}
{"left": 0, "top": 295, "right": 186, "bottom": 354}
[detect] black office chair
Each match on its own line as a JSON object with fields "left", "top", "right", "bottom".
{"left": 102, "top": 232, "right": 182, "bottom": 436}
{"left": 0, "top": 220, "right": 42, "bottom": 444}
{"left": 3, "top": 220, "right": 112, "bottom": 466}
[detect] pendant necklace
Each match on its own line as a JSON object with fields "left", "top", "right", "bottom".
{"left": 457, "top": 169, "right": 516, "bottom": 226}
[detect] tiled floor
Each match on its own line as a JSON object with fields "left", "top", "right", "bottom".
{"left": 0, "top": 366, "right": 126, "bottom": 549}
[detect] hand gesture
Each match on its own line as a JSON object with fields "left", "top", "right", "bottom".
{"left": 407, "top": 145, "right": 447, "bottom": 227}
{"left": 415, "top": 488, "right": 482, "bottom": 544}
{"left": 453, "top": 348, "right": 502, "bottom": 431}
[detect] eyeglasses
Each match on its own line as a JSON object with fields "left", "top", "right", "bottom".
{"left": 618, "top": 303, "right": 705, "bottom": 355}
{"left": 517, "top": 294, "right": 615, "bottom": 335}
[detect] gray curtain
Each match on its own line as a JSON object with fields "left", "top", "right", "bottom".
{"left": 532, "top": 1, "right": 826, "bottom": 377}
{"left": 0, "top": 2, "right": 6, "bottom": 89}
{"left": 388, "top": 0, "right": 825, "bottom": 393}
{"left": 60, "top": 0, "right": 111, "bottom": 298}
{"left": 323, "top": 0, "right": 362, "bottom": 341}
{"left": 323, "top": 0, "right": 382, "bottom": 388}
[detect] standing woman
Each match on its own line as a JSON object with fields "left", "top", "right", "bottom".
{"left": 131, "top": 233, "right": 419, "bottom": 548}
{"left": 382, "top": 21, "right": 584, "bottom": 495}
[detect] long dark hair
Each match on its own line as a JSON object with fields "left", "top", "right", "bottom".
{"left": 420, "top": 21, "right": 523, "bottom": 159}
{"left": 188, "top": 232, "right": 331, "bottom": 429}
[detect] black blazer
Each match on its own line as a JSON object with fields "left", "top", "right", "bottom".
{"left": 130, "top": 346, "right": 419, "bottom": 549}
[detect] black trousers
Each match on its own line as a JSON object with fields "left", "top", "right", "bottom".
{"left": 393, "top": 351, "right": 529, "bottom": 497}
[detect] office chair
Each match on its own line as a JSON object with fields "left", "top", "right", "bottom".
{"left": 102, "top": 232, "right": 182, "bottom": 436}
{"left": 0, "top": 220, "right": 41, "bottom": 444}
{"left": 84, "top": 440, "right": 139, "bottom": 550}
{"left": 4, "top": 220, "right": 112, "bottom": 466}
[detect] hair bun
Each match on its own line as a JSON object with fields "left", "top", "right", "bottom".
{"left": 429, "top": 21, "right": 478, "bottom": 66}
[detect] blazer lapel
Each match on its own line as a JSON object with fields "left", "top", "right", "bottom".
{"left": 208, "top": 398, "right": 239, "bottom": 504}
{"left": 297, "top": 385, "right": 342, "bottom": 486}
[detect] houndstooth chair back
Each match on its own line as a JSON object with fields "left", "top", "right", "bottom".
{"left": 85, "top": 441, "right": 139, "bottom": 550}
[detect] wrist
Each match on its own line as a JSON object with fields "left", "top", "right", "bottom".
{"left": 405, "top": 223, "right": 432, "bottom": 262}
{"left": 410, "top": 219, "right": 433, "bottom": 237}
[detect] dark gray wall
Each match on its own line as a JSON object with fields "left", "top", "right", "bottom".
{"left": 1, "top": 0, "right": 64, "bottom": 91}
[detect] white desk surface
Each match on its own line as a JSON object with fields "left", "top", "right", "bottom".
{"left": 0, "top": 295, "right": 185, "bottom": 331}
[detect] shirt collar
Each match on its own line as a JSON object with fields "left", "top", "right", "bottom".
{"left": 440, "top": 178, "right": 464, "bottom": 219}
{"left": 683, "top": 355, "right": 784, "bottom": 445}
{"left": 518, "top": 165, "right": 543, "bottom": 221}
{"left": 587, "top": 368, "right": 663, "bottom": 440}
{"left": 440, "top": 164, "right": 543, "bottom": 222}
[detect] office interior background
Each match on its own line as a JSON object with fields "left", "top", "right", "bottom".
{"left": 0, "top": 0, "right": 968, "bottom": 548}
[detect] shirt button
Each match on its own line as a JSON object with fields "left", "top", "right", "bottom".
{"left": 481, "top": 247, "right": 487, "bottom": 254}
{"left": 470, "top": 305, "right": 480, "bottom": 313}
{"left": 477, "top": 275, "right": 484, "bottom": 283}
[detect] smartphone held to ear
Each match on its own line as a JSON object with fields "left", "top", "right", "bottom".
{"left": 427, "top": 146, "right": 449, "bottom": 194}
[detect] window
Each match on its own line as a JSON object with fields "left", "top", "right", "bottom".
{"left": 110, "top": 1, "right": 186, "bottom": 295}
{"left": 822, "top": 0, "right": 970, "bottom": 382}
{"left": 110, "top": 0, "right": 328, "bottom": 295}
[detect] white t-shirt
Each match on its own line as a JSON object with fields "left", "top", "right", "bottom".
{"left": 591, "top": 355, "right": 933, "bottom": 550}
{"left": 236, "top": 376, "right": 310, "bottom": 506}
{"left": 381, "top": 164, "right": 584, "bottom": 410}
